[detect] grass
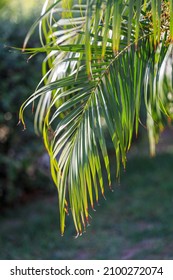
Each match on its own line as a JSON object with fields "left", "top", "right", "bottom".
{"left": 1, "top": 142, "right": 173, "bottom": 259}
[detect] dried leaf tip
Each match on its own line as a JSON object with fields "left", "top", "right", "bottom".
{"left": 17, "top": 120, "right": 21, "bottom": 126}
{"left": 22, "top": 125, "right": 26, "bottom": 131}
{"left": 17, "top": 119, "right": 26, "bottom": 131}
{"left": 74, "top": 230, "right": 82, "bottom": 239}
{"left": 102, "top": 191, "right": 106, "bottom": 200}
{"left": 32, "top": 104, "right": 35, "bottom": 113}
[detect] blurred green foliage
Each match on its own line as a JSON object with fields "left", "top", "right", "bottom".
{"left": 0, "top": 5, "right": 52, "bottom": 206}
{"left": 0, "top": 0, "right": 7, "bottom": 10}
{"left": 0, "top": 0, "right": 44, "bottom": 20}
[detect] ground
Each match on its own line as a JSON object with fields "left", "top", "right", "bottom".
{"left": 0, "top": 127, "right": 173, "bottom": 259}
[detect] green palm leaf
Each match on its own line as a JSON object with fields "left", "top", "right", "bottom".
{"left": 19, "top": 0, "right": 173, "bottom": 235}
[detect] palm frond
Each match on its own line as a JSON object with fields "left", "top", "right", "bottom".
{"left": 19, "top": 0, "right": 173, "bottom": 235}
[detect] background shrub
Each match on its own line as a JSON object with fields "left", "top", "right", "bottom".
{"left": 0, "top": 3, "right": 52, "bottom": 206}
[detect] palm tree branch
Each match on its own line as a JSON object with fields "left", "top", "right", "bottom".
{"left": 19, "top": 0, "right": 173, "bottom": 234}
